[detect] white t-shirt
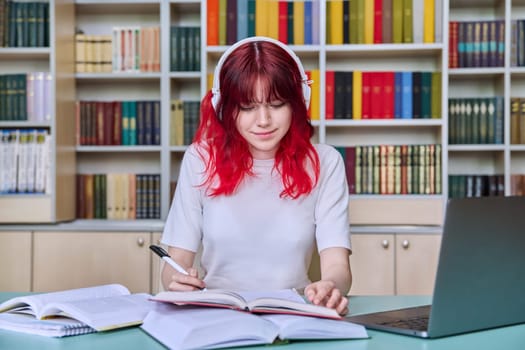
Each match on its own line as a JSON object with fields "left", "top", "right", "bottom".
{"left": 162, "top": 143, "right": 351, "bottom": 291}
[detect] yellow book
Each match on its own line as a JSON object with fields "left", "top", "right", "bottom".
{"left": 423, "top": 0, "right": 435, "bottom": 43}
{"left": 267, "top": 0, "right": 279, "bottom": 40}
{"left": 309, "top": 69, "right": 320, "bottom": 120}
{"left": 207, "top": 73, "right": 214, "bottom": 91}
{"left": 364, "top": 0, "right": 374, "bottom": 44}
{"left": 329, "top": 0, "right": 343, "bottom": 45}
{"left": 293, "top": 0, "right": 305, "bottom": 45}
{"left": 352, "top": 70, "right": 362, "bottom": 120}
{"left": 255, "top": 0, "right": 268, "bottom": 37}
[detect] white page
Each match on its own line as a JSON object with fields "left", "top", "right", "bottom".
{"left": 261, "top": 314, "right": 369, "bottom": 340}
{"left": 0, "top": 284, "right": 130, "bottom": 319}
{"left": 40, "top": 293, "right": 152, "bottom": 331}
{"left": 141, "top": 303, "right": 279, "bottom": 350}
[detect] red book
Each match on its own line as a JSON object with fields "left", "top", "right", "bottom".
{"left": 369, "top": 72, "right": 383, "bottom": 119}
{"left": 103, "top": 102, "right": 114, "bottom": 145}
{"left": 325, "top": 70, "right": 335, "bottom": 120}
{"left": 278, "top": 1, "right": 288, "bottom": 43}
{"left": 113, "top": 101, "right": 122, "bottom": 145}
{"left": 361, "top": 72, "right": 372, "bottom": 119}
{"left": 382, "top": 71, "right": 395, "bottom": 118}
{"left": 75, "top": 101, "right": 81, "bottom": 145}
{"left": 374, "top": 0, "right": 382, "bottom": 43}
{"left": 96, "top": 102, "right": 105, "bottom": 145}
{"left": 345, "top": 147, "right": 356, "bottom": 194}
{"left": 207, "top": 0, "right": 219, "bottom": 45}
{"left": 449, "top": 21, "right": 458, "bottom": 68}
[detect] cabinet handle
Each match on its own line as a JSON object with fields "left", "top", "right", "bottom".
{"left": 381, "top": 239, "right": 389, "bottom": 249}
{"left": 137, "top": 237, "right": 145, "bottom": 247}
{"left": 402, "top": 239, "right": 410, "bottom": 249}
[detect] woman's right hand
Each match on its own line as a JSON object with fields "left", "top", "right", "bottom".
{"left": 167, "top": 267, "right": 206, "bottom": 291}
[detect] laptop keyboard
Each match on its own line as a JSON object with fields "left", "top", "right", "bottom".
{"left": 379, "top": 315, "right": 429, "bottom": 331}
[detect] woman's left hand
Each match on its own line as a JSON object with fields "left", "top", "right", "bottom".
{"left": 304, "top": 280, "right": 349, "bottom": 316}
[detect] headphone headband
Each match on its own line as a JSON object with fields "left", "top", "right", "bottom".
{"left": 211, "top": 36, "right": 312, "bottom": 115}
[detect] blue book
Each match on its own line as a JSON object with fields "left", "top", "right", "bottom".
{"left": 304, "top": 0, "right": 312, "bottom": 45}
{"left": 129, "top": 101, "right": 137, "bottom": 146}
{"left": 401, "top": 71, "right": 413, "bottom": 119}
{"left": 394, "top": 72, "right": 403, "bottom": 118}
{"left": 237, "top": 0, "right": 248, "bottom": 41}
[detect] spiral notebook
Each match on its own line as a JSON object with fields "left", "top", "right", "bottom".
{"left": 0, "top": 313, "right": 95, "bottom": 337}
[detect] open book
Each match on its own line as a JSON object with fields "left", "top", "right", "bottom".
{"left": 141, "top": 303, "right": 368, "bottom": 350}
{"left": 0, "top": 284, "right": 153, "bottom": 337}
{"left": 151, "top": 288, "right": 341, "bottom": 319}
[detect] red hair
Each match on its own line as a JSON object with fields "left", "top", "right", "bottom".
{"left": 194, "top": 40, "right": 320, "bottom": 199}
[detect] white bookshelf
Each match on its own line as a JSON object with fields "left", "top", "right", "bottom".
{"left": 7, "top": 0, "right": 525, "bottom": 225}
{"left": 0, "top": 0, "right": 76, "bottom": 223}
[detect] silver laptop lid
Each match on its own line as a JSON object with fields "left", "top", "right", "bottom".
{"left": 428, "top": 196, "right": 525, "bottom": 337}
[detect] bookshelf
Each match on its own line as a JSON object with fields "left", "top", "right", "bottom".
{"left": 4, "top": 0, "right": 525, "bottom": 225}
{"left": 0, "top": 0, "right": 76, "bottom": 223}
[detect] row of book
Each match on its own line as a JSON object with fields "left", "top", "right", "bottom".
{"left": 448, "top": 174, "right": 504, "bottom": 198}
{"left": 0, "top": 72, "right": 51, "bottom": 122}
{"left": 336, "top": 144, "right": 442, "bottom": 195}
{"left": 76, "top": 173, "right": 161, "bottom": 220}
{"left": 207, "top": 0, "right": 319, "bottom": 46}
{"left": 76, "top": 100, "right": 160, "bottom": 146}
{"left": 448, "top": 20, "right": 505, "bottom": 69}
{"left": 326, "top": 70, "right": 441, "bottom": 120}
{"left": 510, "top": 97, "right": 525, "bottom": 144}
{"left": 448, "top": 97, "right": 504, "bottom": 145}
{"left": 0, "top": 129, "right": 50, "bottom": 194}
{"left": 327, "top": 0, "right": 441, "bottom": 45}
{"left": 169, "top": 100, "right": 200, "bottom": 146}
{"left": 170, "top": 26, "right": 201, "bottom": 72}
{"left": 74, "top": 26, "right": 160, "bottom": 74}
{"left": 0, "top": 0, "right": 49, "bottom": 48}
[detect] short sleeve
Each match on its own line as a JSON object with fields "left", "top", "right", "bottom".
{"left": 161, "top": 145, "right": 205, "bottom": 251}
{"left": 314, "top": 145, "right": 352, "bottom": 252}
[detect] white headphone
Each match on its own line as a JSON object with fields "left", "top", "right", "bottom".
{"left": 211, "top": 36, "right": 312, "bottom": 115}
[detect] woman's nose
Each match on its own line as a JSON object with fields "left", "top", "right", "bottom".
{"left": 255, "top": 106, "right": 271, "bottom": 126}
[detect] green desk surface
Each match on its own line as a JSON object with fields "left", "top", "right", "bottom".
{"left": 1, "top": 293, "right": 524, "bottom": 350}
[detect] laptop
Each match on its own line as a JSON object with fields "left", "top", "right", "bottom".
{"left": 346, "top": 196, "right": 525, "bottom": 338}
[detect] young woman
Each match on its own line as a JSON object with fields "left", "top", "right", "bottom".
{"left": 161, "top": 37, "right": 352, "bottom": 315}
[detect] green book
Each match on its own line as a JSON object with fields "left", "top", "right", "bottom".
{"left": 356, "top": 0, "right": 365, "bottom": 44}
{"left": 402, "top": 0, "right": 412, "bottom": 43}
{"left": 248, "top": 0, "right": 256, "bottom": 37}
{"left": 392, "top": 0, "right": 403, "bottom": 44}
{"left": 420, "top": 72, "right": 432, "bottom": 119}
{"left": 349, "top": 0, "right": 358, "bottom": 44}
{"left": 431, "top": 72, "right": 441, "bottom": 119}
{"left": 218, "top": 0, "right": 227, "bottom": 46}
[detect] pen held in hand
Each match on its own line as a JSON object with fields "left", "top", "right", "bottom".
{"left": 150, "top": 245, "right": 189, "bottom": 275}
{"left": 149, "top": 245, "right": 207, "bottom": 291}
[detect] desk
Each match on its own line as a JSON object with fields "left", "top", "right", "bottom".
{"left": 1, "top": 293, "right": 524, "bottom": 350}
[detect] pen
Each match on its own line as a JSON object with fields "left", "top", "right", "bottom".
{"left": 149, "top": 245, "right": 190, "bottom": 275}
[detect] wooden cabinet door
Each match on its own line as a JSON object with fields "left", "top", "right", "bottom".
{"left": 33, "top": 231, "right": 152, "bottom": 293}
{"left": 349, "top": 234, "right": 395, "bottom": 295}
{"left": 395, "top": 234, "right": 442, "bottom": 295}
{"left": 0, "top": 231, "right": 32, "bottom": 292}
